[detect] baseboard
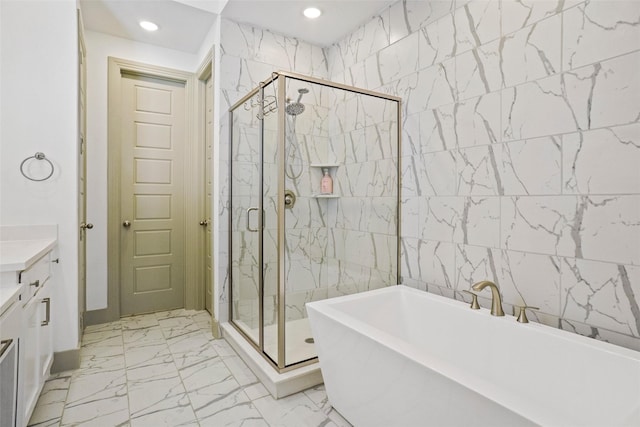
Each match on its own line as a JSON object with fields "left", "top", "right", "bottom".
{"left": 51, "top": 347, "right": 80, "bottom": 374}
{"left": 84, "top": 307, "right": 118, "bottom": 326}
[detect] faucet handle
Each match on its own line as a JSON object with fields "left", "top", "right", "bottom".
{"left": 515, "top": 305, "right": 540, "bottom": 323}
{"left": 462, "top": 290, "right": 480, "bottom": 310}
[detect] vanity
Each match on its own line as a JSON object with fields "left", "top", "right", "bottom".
{"left": 0, "top": 225, "right": 57, "bottom": 427}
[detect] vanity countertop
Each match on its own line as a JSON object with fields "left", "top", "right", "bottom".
{"left": 0, "top": 238, "right": 57, "bottom": 272}
{"left": 0, "top": 282, "right": 23, "bottom": 316}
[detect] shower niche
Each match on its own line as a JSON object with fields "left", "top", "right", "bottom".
{"left": 228, "top": 71, "right": 401, "bottom": 377}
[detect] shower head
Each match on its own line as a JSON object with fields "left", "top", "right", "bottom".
{"left": 285, "top": 88, "right": 309, "bottom": 116}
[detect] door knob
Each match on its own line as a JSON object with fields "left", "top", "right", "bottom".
{"left": 80, "top": 223, "right": 94, "bottom": 230}
{"left": 122, "top": 220, "right": 131, "bottom": 228}
{"left": 199, "top": 220, "right": 208, "bottom": 226}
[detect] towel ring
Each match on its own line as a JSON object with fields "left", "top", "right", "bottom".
{"left": 20, "top": 152, "right": 54, "bottom": 182}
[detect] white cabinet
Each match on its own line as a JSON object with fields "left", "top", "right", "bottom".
{"left": 0, "top": 227, "right": 57, "bottom": 427}
{"left": 19, "top": 252, "right": 53, "bottom": 426}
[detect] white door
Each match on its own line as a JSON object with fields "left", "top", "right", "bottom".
{"left": 120, "top": 73, "right": 186, "bottom": 316}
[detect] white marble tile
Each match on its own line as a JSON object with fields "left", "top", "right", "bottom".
{"left": 420, "top": 196, "right": 465, "bottom": 242}
{"left": 420, "top": 12, "right": 458, "bottom": 66}
{"left": 455, "top": 90, "right": 501, "bottom": 148}
{"left": 252, "top": 392, "right": 332, "bottom": 427}
{"left": 457, "top": 145, "right": 503, "bottom": 195}
{"left": 84, "top": 320, "right": 121, "bottom": 334}
{"left": 502, "top": 136, "right": 562, "bottom": 195}
{"left": 563, "top": 0, "right": 640, "bottom": 71}
{"left": 221, "top": 354, "right": 258, "bottom": 386}
{"left": 401, "top": 155, "right": 422, "bottom": 196}
{"left": 455, "top": 41, "right": 502, "bottom": 101}
{"left": 28, "top": 375, "right": 71, "bottom": 426}
{"left": 419, "top": 106, "right": 457, "bottom": 153}
{"left": 501, "top": 75, "right": 578, "bottom": 142}
{"left": 501, "top": 196, "right": 577, "bottom": 256}
{"left": 418, "top": 60, "right": 457, "bottom": 111}
{"left": 124, "top": 342, "right": 173, "bottom": 369}
{"left": 188, "top": 377, "right": 264, "bottom": 425}
{"left": 303, "top": 384, "right": 353, "bottom": 426}
{"left": 457, "top": 197, "right": 501, "bottom": 248}
{"left": 455, "top": 245, "right": 501, "bottom": 293}
{"left": 79, "top": 333, "right": 124, "bottom": 359}
{"left": 81, "top": 328, "right": 122, "bottom": 347}
{"left": 78, "top": 353, "right": 126, "bottom": 377}
{"left": 406, "top": 0, "right": 454, "bottom": 32}
{"left": 420, "top": 151, "right": 457, "bottom": 196}
{"left": 389, "top": 0, "right": 410, "bottom": 44}
{"left": 378, "top": 31, "right": 420, "bottom": 85}
{"left": 62, "top": 370, "right": 129, "bottom": 426}
{"left": 563, "top": 51, "right": 640, "bottom": 131}
{"left": 561, "top": 258, "right": 640, "bottom": 337}
{"left": 243, "top": 382, "right": 270, "bottom": 401}
{"left": 455, "top": 0, "right": 501, "bottom": 52}
{"left": 403, "top": 111, "right": 421, "bottom": 156}
{"left": 418, "top": 239, "right": 456, "bottom": 289}
{"left": 127, "top": 363, "right": 196, "bottom": 426}
{"left": 121, "top": 313, "right": 159, "bottom": 331}
{"left": 500, "top": 250, "right": 561, "bottom": 316}
{"left": 501, "top": 0, "right": 566, "bottom": 36}
{"left": 166, "top": 330, "right": 211, "bottom": 355}
{"left": 357, "top": 12, "right": 390, "bottom": 63}
{"left": 123, "top": 327, "right": 165, "bottom": 350}
{"left": 574, "top": 196, "right": 640, "bottom": 266}
{"left": 401, "top": 196, "right": 421, "bottom": 239}
{"left": 563, "top": 124, "right": 640, "bottom": 195}
{"left": 500, "top": 14, "right": 561, "bottom": 88}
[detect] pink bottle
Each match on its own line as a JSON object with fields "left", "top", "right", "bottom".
{"left": 321, "top": 168, "right": 333, "bottom": 194}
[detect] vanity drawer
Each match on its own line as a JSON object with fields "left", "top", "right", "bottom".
{"left": 20, "top": 252, "right": 51, "bottom": 303}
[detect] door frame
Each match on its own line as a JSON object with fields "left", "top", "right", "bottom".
{"left": 98, "top": 57, "right": 200, "bottom": 322}
{"left": 195, "top": 49, "right": 220, "bottom": 337}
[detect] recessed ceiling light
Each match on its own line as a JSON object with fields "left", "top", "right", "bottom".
{"left": 303, "top": 7, "right": 322, "bottom": 19}
{"left": 139, "top": 20, "right": 158, "bottom": 32}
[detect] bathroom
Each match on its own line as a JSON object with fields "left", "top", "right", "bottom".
{"left": 0, "top": 0, "right": 638, "bottom": 426}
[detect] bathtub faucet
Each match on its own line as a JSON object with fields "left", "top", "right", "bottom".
{"left": 471, "top": 281, "right": 505, "bottom": 317}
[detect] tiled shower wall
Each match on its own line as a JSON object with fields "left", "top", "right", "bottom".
{"left": 219, "top": 18, "right": 328, "bottom": 326}
{"left": 326, "top": 0, "right": 640, "bottom": 350}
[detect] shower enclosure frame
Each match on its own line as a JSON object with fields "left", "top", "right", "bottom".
{"left": 228, "top": 70, "right": 402, "bottom": 373}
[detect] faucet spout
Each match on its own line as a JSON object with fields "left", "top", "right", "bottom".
{"left": 471, "top": 280, "right": 505, "bottom": 316}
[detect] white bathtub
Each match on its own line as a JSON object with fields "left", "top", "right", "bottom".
{"left": 307, "top": 285, "right": 640, "bottom": 427}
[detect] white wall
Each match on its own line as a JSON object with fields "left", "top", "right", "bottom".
{"left": 0, "top": 0, "right": 79, "bottom": 352}
{"left": 84, "top": 31, "right": 199, "bottom": 310}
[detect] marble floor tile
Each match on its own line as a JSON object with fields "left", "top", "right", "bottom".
{"left": 124, "top": 342, "right": 173, "bottom": 369}
{"left": 121, "top": 313, "right": 160, "bottom": 330}
{"left": 31, "top": 309, "right": 348, "bottom": 427}
{"left": 28, "top": 374, "right": 71, "bottom": 426}
{"left": 123, "top": 327, "right": 166, "bottom": 349}
{"left": 188, "top": 377, "right": 266, "bottom": 426}
{"left": 221, "top": 354, "right": 258, "bottom": 386}
{"left": 252, "top": 392, "right": 334, "bottom": 427}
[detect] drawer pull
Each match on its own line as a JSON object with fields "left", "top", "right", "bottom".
{"left": 30, "top": 280, "right": 40, "bottom": 288}
{"left": 41, "top": 298, "right": 51, "bottom": 326}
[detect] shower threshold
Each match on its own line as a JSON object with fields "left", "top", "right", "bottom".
{"left": 220, "top": 321, "right": 324, "bottom": 399}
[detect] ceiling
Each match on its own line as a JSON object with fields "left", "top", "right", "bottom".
{"left": 80, "top": 0, "right": 396, "bottom": 53}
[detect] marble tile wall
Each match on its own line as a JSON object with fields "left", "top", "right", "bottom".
{"left": 326, "top": 0, "right": 640, "bottom": 350}
{"left": 221, "top": 18, "right": 329, "bottom": 329}
{"left": 223, "top": 18, "right": 401, "bottom": 328}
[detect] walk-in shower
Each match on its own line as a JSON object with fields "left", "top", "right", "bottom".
{"left": 228, "top": 71, "right": 401, "bottom": 374}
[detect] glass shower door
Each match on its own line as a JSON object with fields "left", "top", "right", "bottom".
{"left": 230, "top": 91, "right": 262, "bottom": 345}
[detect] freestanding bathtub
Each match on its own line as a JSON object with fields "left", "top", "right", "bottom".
{"left": 307, "top": 285, "right": 640, "bottom": 427}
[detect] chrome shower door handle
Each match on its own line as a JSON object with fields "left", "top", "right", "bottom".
{"left": 246, "top": 207, "right": 259, "bottom": 232}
